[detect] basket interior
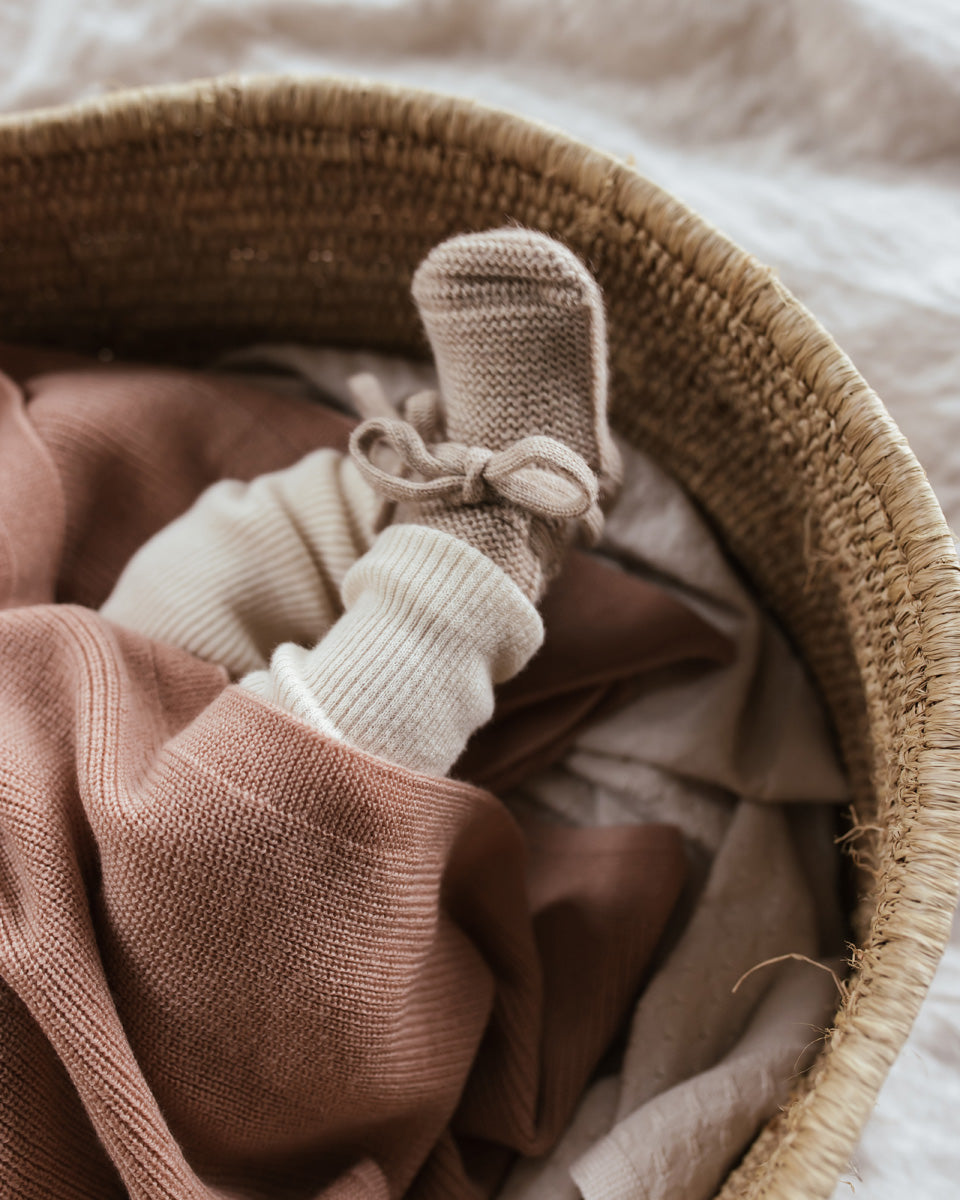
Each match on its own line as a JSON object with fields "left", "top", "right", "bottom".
{"left": 2, "top": 77, "right": 958, "bottom": 1200}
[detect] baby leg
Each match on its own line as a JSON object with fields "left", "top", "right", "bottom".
{"left": 101, "top": 448, "right": 380, "bottom": 677}
{"left": 242, "top": 523, "right": 544, "bottom": 776}
{"left": 246, "top": 228, "right": 617, "bottom": 777}
{"left": 108, "top": 228, "right": 615, "bottom": 781}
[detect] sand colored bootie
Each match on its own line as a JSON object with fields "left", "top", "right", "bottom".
{"left": 350, "top": 227, "right": 621, "bottom": 604}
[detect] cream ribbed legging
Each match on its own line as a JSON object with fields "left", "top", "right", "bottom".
{"left": 100, "top": 448, "right": 543, "bottom": 776}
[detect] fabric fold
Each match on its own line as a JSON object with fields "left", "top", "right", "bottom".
{"left": 0, "top": 353, "right": 695, "bottom": 1198}
{"left": 0, "top": 608, "right": 686, "bottom": 1198}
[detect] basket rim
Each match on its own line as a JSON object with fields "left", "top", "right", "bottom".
{"left": 4, "top": 73, "right": 960, "bottom": 1199}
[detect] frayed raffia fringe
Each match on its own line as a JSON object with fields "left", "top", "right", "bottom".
{"left": 2, "top": 75, "right": 959, "bottom": 1200}
{"left": 732, "top": 954, "right": 849, "bottom": 1004}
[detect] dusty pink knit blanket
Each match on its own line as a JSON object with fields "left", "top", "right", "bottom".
{"left": 0, "top": 350, "right": 727, "bottom": 1199}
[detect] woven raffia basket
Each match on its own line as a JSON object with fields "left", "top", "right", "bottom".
{"left": 2, "top": 75, "right": 959, "bottom": 1199}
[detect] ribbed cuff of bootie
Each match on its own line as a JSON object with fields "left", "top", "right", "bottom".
{"left": 241, "top": 523, "right": 544, "bottom": 776}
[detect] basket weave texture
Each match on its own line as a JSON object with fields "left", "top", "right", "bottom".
{"left": 1, "top": 76, "right": 959, "bottom": 1200}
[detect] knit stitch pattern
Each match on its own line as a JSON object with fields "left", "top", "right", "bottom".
{"left": 387, "top": 228, "right": 621, "bottom": 603}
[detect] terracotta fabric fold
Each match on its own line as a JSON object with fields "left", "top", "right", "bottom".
{"left": 0, "top": 614, "right": 679, "bottom": 1198}
{"left": 0, "top": 351, "right": 722, "bottom": 1198}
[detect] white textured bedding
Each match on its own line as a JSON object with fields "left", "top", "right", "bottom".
{"left": 2, "top": 1, "right": 959, "bottom": 1194}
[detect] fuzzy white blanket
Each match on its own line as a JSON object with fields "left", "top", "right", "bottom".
{"left": 3, "top": 2, "right": 959, "bottom": 1196}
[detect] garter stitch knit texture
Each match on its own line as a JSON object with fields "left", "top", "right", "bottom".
{"left": 370, "top": 228, "right": 621, "bottom": 604}
{"left": 410, "top": 229, "right": 619, "bottom": 502}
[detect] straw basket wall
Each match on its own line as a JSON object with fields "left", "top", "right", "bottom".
{"left": 1, "top": 76, "right": 958, "bottom": 1199}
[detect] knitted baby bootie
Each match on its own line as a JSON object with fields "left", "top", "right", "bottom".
{"left": 349, "top": 227, "right": 621, "bottom": 604}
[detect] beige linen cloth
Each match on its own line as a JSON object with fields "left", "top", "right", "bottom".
{"left": 228, "top": 345, "right": 850, "bottom": 1200}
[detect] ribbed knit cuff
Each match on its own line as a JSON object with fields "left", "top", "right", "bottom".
{"left": 242, "top": 524, "right": 544, "bottom": 776}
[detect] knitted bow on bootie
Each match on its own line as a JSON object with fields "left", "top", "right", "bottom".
{"left": 349, "top": 398, "right": 603, "bottom": 543}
